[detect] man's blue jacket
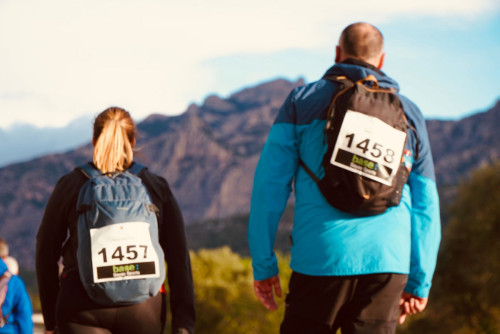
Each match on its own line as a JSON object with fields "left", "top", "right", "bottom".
{"left": 0, "top": 259, "right": 33, "bottom": 334}
{"left": 248, "top": 60, "right": 441, "bottom": 298}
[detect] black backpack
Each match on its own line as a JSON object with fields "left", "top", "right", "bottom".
{"left": 300, "top": 74, "right": 417, "bottom": 216}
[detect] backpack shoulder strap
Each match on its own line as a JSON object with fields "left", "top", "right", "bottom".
{"left": 322, "top": 74, "right": 354, "bottom": 86}
{"left": 0, "top": 273, "right": 11, "bottom": 327}
{"left": 127, "top": 162, "right": 145, "bottom": 176}
{"left": 298, "top": 159, "right": 320, "bottom": 184}
{"left": 77, "top": 162, "right": 102, "bottom": 179}
{"left": 298, "top": 76, "right": 354, "bottom": 186}
{"left": 76, "top": 162, "right": 145, "bottom": 178}
{"left": 322, "top": 75, "right": 356, "bottom": 126}
{"left": 407, "top": 121, "right": 420, "bottom": 161}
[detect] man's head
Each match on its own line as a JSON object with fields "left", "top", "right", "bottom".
{"left": 335, "top": 22, "right": 385, "bottom": 69}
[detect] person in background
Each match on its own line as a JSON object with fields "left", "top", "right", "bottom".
{"left": 0, "top": 258, "right": 33, "bottom": 334}
{"left": 2, "top": 258, "right": 18, "bottom": 276}
{"left": 248, "top": 22, "right": 441, "bottom": 333}
{"left": 0, "top": 241, "right": 19, "bottom": 281}
{"left": 36, "top": 107, "right": 195, "bottom": 334}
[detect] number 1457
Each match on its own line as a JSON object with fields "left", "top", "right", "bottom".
{"left": 97, "top": 245, "right": 148, "bottom": 263}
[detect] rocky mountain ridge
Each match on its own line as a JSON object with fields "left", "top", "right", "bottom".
{"left": 0, "top": 78, "right": 498, "bottom": 269}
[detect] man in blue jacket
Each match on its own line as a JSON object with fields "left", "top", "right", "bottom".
{"left": 248, "top": 22, "right": 441, "bottom": 333}
{"left": 0, "top": 258, "right": 33, "bottom": 334}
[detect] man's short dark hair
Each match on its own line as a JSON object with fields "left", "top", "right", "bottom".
{"left": 340, "top": 22, "right": 384, "bottom": 60}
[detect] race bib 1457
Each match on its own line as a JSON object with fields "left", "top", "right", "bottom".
{"left": 90, "top": 222, "right": 161, "bottom": 283}
{"left": 331, "top": 110, "right": 406, "bottom": 186}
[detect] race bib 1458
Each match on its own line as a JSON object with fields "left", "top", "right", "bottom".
{"left": 331, "top": 110, "right": 406, "bottom": 186}
{"left": 90, "top": 222, "right": 161, "bottom": 283}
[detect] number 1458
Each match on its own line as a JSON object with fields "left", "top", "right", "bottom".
{"left": 345, "top": 133, "right": 395, "bottom": 164}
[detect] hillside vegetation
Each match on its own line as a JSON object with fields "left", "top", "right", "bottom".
{"left": 399, "top": 162, "right": 500, "bottom": 333}
{"left": 23, "top": 162, "right": 500, "bottom": 333}
{"left": 182, "top": 162, "right": 500, "bottom": 333}
{"left": 183, "top": 162, "right": 500, "bottom": 333}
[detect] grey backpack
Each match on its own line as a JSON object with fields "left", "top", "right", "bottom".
{"left": 76, "top": 162, "right": 165, "bottom": 306}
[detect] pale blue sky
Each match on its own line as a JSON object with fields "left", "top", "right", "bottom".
{"left": 0, "top": 0, "right": 499, "bottom": 129}
{"left": 205, "top": 13, "right": 500, "bottom": 120}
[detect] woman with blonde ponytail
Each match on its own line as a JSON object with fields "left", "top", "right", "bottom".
{"left": 36, "top": 107, "right": 195, "bottom": 334}
{"left": 92, "top": 108, "right": 135, "bottom": 174}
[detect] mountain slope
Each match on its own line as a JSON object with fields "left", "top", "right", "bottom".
{"left": 0, "top": 78, "right": 303, "bottom": 268}
{"left": 0, "top": 78, "right": 498, "bottom": 269}
{"left": 427, "top": 101, "right": 500, "bottom": 186}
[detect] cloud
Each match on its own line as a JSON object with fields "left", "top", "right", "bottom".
{"left": 0, "top": 0, "right": 497, "bottom": 127}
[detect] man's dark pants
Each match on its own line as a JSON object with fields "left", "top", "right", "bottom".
{"left": 280, "top": 272, "right": 408, "bottom": 334}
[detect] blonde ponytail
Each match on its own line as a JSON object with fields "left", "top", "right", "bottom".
{"left": 93, "top": 107, "right": 136, "bottom": 174}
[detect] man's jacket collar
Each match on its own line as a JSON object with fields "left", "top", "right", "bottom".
{"left": 323, "top": 58, "right": 400, "bottom": 93}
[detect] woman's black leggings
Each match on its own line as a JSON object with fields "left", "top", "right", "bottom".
{"left": 56, "top": 271, "right": 166, "bottom": 334}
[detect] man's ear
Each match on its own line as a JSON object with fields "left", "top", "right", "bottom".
{"left": 377, "top": 52, "right": 385, "bottom": 69}
{"left": 335, "top": 45, "right": 342, "bottom": 64}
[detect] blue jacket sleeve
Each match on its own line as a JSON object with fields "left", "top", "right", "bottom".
{"left": 402, "top": 98, "right": 442, "bottom": 298}
{"left": 248, "top": 91, "right": 299, "bottom": 281}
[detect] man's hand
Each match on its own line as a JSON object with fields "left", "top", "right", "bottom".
{"left": 399, "top": 292, "right": 428, "bottom": 324}
{"left": 253, "top": 275, "right": 282, "bottom": 310}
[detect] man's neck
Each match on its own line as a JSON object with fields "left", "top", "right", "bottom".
{"left": 340, "top": 58, "right": 384, "bottom": 75}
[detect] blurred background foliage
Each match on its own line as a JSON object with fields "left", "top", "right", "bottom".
{"left": 164, "top": 247, "right": 291, "bottom": 334}
{"left": 23, "top": 162, "right": 500, "bottom": 333}
{"left": 399, "top": 162, "right": 500, "bottom": 334}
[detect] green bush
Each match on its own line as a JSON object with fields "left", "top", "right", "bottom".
{"left": 165, "top": 247, "right": 292, "bottom": 334}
